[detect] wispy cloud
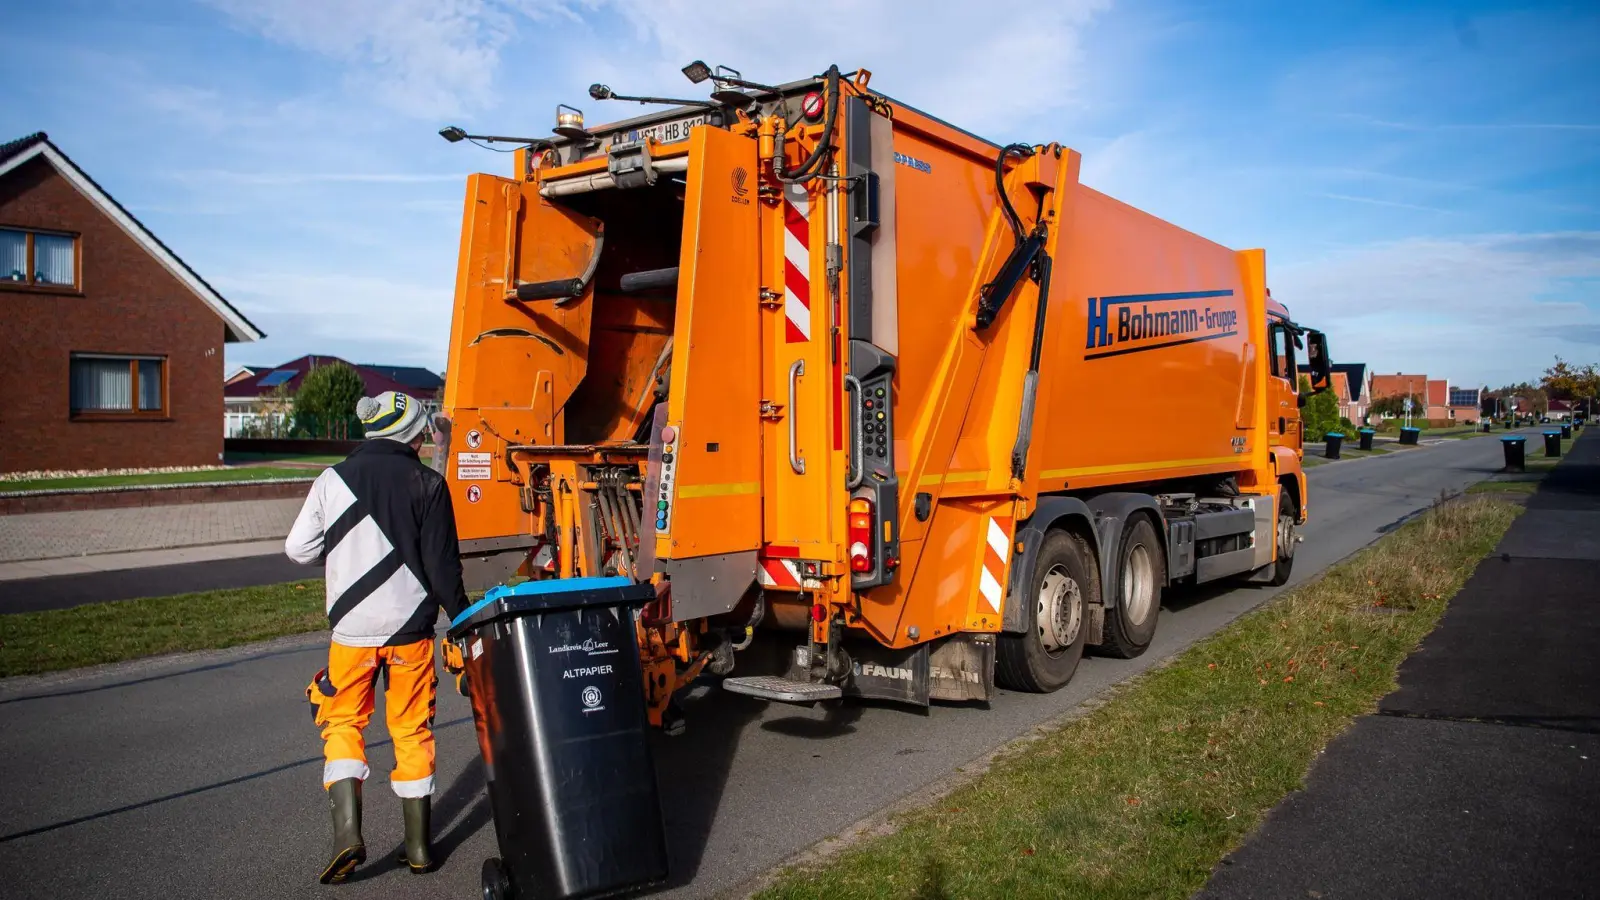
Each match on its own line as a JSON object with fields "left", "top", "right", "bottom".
{"left": 1319, "top": 193, "right": 1448, "bottom": 213}
{"left": 1277, "top": 231, "right": 1600, "bottom": 386}
{"left": 202, "top": 0, "right": 594, "bottom": 118}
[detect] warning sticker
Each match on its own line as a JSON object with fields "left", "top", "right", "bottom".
{"left": 466, "top": 485, "right": 482, "bottom": 503}
{"left": 457, "top": 466, "right": 492, "bottom": 481}
{"left": 457, "top": 452, "right": 490, "bottom": 465}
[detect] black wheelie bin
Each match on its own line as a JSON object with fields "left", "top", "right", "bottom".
{"left": 448, "top": 577, "right": 668, "bottom": 900}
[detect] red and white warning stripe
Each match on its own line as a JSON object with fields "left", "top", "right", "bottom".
{"left": 978, "top": 516, "right": 1013, "bottom": 612}
{"left": 783, "top": 183, "right": 811, "bottom": 343}
{"left": 757, "top": 557, "right": 802, "bottom": 588}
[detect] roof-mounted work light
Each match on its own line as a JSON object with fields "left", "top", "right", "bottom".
{"left": 682, "top": 60, "right": 713, "bottom": 84}
{"left": 553, "top": 104, "right": 590, "bottom": 141}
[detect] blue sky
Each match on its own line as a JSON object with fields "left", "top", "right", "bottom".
{"left": 3, "top": 0, "right": 1596, "bottom": 389}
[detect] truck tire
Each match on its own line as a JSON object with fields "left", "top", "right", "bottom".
{"left": 1269, "top": 488, "right": 1296, "bottom": 587}
{"left": 996, "top": 529, "right": 1096, "bottom": 693}
{"left": 1098, "top": 516, "right": 1164, "bottom": 659}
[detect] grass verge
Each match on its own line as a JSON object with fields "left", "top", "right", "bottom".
{"left": 757, "top": 495, "right": 1520, "bottom": 900}
{"left": 1467, "top": 434, "right": 1574, "bottom": 494}
{"left": 224, "top": 452, "right": 348, "bottom": 465}
{"left": 3, "top": 467, "right": 318, "bottom": 493}
{"left": 0, "top": 581, "right": 325, "bottom": 677}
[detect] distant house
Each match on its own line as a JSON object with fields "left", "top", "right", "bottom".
{"left": 357, "top": 365, "right": 444, "bottom": 397}
{"left": 1330, "top": 362, "right": 1369, "bottom": 422}
{"left": 224, "top": 365, "right": 262, "bottom": 387}
{"left": 224, "top": 355, "right": 442, "bottom": 437}
{"left": 1369, "top": 373, "right": 1427, "bottom": 420}
{"left": 1424, "top": 379, "right": 1450, "bottom": 421}
{"left": 1448, "top": 386, "right": 1481, "bottom": 424}
{"left": 0, "top": 132, "right": 263, "bottom": 473}
{"left": 1548, "top": 399, "right": 1574, "bottom": 421}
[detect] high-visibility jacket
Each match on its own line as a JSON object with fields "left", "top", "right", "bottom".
{"left": 286, "top": 440, "right": 468, "bottom": 647}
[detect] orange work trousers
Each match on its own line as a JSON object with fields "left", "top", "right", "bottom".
{"left": 307, "top": 638, "right": 438, "bottom": 798}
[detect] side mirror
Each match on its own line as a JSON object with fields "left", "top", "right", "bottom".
{"left": 1305, "top": 330, "right": 1332, "bottom": 394}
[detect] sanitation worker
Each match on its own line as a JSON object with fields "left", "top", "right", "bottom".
{"left": 285, "top": 390, "right": 469, "bottom": 884}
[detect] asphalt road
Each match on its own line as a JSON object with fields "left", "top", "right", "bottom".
{"left": 1, "top": 553, "right": 317, "bottom": 614}
{"left": 0, "top": 435, "right": 1519, "bottom": 900}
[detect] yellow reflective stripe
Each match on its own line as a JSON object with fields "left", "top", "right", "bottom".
{"left": 917, "top": 471, "right": 987, "bottom": 488}
{"left": 676, "top": 481, "right": 760, "bottom": 499}
{"left": 1041, "top": 456, "right": 1244, "bottom": 479}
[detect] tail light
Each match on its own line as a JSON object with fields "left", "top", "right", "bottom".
{"left": 848, "top": 497, "right": 873, "bottom": 573}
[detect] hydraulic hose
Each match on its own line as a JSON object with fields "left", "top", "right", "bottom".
{"left": 779, "top": 64, "right": 842, "bottom": 184}
{"left": 994, "top": 143, "right": 1034, "bottom": 245}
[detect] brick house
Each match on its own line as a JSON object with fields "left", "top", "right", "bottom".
{"left": 1331, "top": 362, "right": 1369, "bottom": 422}
{"left": 0, "top": 132, "right": 262, "bottom": 474}
{"left": 1369, "top": 373, "right": 1427, "bottom": 420}
{"left": 1424, "top": 379, "right": 1450, "bottom": 421}
{"left": 1448, "top": 386, "right": 1481, "bottom": 424}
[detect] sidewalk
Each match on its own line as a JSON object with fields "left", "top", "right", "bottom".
{"left": 1198, "top": 431, "right": 1600, "bottom": 898}
{"left": 0, "top": 498, "right": 303, "bottom": 568}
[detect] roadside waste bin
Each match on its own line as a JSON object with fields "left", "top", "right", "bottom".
{"left": 1501, "top": 436, "right": 1526, "bottom": 473}
{"left": 1358, "top": 428, "right": 1376, "bottom": 451}
{"left": 1399, "top": 427, "right": 1421, "bottom": 446}
{"left": 449, "top": 577, "right": 668, "bottom": 900}
{"left": 1324, "top": 432, "right": 1344, "bottom": 459}
{"left": 1561, "top": 423, "right": 1572, "bottom": 439}
{"left": 1544, "top": 431, "right": 1562, "bottom": 458}
{"left": 1482, "top": 422, "right": 1491, "bottom": 433}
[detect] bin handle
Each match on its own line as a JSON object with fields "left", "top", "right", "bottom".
{"left": 844, "top": 374, "right": 864, "bottom": 489}
{"left": 789, "top": 359, "right": 806, "bottom": 475}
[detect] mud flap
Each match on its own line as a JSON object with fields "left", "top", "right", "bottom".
{"left": 928, "top": 635, "right": 995, "bottom": 703}
{"left": 842, "top": 639, "right": 930, "bottom": 706}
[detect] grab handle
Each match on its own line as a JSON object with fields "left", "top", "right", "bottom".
{"left": 844, "top": 374, "right": 864, "bottom": 489}
{"left": 788, "top": 359, "right": 806, "bottom": 475}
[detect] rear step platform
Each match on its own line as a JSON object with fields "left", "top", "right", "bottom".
{"left": 721, "top": 676, "right": 842, "bottom": 704}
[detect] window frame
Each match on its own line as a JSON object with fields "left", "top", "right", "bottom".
{"left": 1267, "top": 321, "right": 1298, "bottom": 383}
{"left": 0, "top": 225, "right": 82, "bottom": 292}
{"left": 69, "top": 353, "right": 169, "bottom": 421}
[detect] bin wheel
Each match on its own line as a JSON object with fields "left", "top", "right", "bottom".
{"left": 482, "top": 857, "right": 512, "bottom": 900}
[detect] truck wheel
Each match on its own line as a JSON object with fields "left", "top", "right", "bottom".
{"left": 997, "top": 530, "right": 1095, "bottom": 693}
{"left": 1269, "top": 489, "right": 1296, "bottom": 587}
{"left": 1099, "top": 516, "right": 1164, "bottom": 659}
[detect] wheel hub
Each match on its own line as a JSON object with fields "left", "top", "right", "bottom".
{"left": 1122, "top": 543, "right": 1155, "bottom": 625}
{"left": 1037, "top": 564, "right": 1082, "bottom": 654}
{"left": 1278, "top": 513, "right": 1296, "bottom": 560}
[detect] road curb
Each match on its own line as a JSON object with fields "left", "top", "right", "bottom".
{"left": 0, "top": 478, "right": 315, "bottom": 515}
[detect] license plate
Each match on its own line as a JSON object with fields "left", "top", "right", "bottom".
{"left": 608, "top": 114, "right": 709, "bottom": 148}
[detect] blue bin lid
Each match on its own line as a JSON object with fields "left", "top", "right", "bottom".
{"left": 1325, "top": 432, "right": 1345, "bottom": 439}
{"left": 1400, "top": 426, "right": 1421, "bottom": 432}
{"left": 1501, "top": 436, "right": 1525, "bottom": 443}
{"left": 1358, "top": 428, "right": 1376, "bottom": 434}
{"left": 448, "top": 576, "right": 655, "bottom": 635}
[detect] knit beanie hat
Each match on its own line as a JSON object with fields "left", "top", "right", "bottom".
{"left": 356, "top": 391, "right": 428, "bottom": 443}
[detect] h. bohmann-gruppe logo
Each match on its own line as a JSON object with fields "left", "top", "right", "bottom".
{"left": 1084, "top": 289, "right": 1240, "bottom": 360}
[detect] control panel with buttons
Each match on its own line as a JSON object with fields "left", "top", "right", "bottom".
{"left": 850, "top": 340, "right": 901, "bottom": 591}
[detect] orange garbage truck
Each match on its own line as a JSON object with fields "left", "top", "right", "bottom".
{"left": 436, "top": 63, "right": 1333, "bottom": 729}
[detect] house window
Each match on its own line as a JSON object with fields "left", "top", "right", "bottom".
{"left": 1, "top": 227, "right": 79, "bottom": 289}
{"left": 70, "top": 354, "right": 166, "bottom": 417}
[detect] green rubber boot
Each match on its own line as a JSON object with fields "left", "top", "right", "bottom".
{"left": 319, "top": 778, "right": 366, "bottom": 884}
{"left": 398, "top": 797, "right": 436, "bottom": 874}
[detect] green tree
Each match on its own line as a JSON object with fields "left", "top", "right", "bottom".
{"left": 1300, "top": 375, "right": 1340, "bottom": 441}
{"left": 1370, "top": 393, "right": 1409, "bottom": 418}
{"left": 294, "top": 361, "right": 365, "bottom": 439}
